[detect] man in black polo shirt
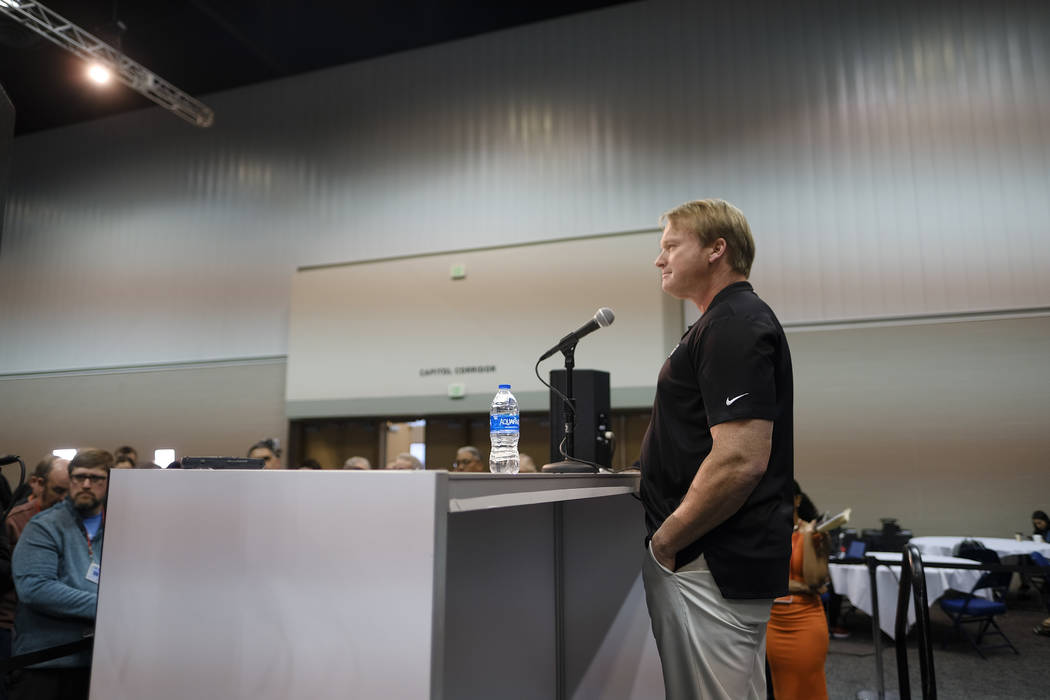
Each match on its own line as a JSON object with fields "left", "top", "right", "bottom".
{"left": 641, "top": 199, "right": 793, "bottom": 699}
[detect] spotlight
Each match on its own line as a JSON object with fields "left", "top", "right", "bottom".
{"left": 87, "top": 63, "right": 112, "bottom": 84}
{"left": 0, "top": 1, "right": 213, "bottom": 125}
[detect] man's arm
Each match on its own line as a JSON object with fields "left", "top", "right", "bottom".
{"left": 12, "top": 523, "right": 97, "bottom": 619}
{"left": 650, "top": 418, "right": 772, "bottom": 571}
{"left": 6, "top": 510, "right": 24, "bottom": 546}
{"left": 0, "top": 526, "right": 12, "bottom": 595}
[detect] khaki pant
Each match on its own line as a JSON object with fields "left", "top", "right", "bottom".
{"left": 642, "top": 543, "right": 772, "bottom": 700}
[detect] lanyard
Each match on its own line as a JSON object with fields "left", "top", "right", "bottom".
{"left": 78, "top": 507, "right": 104, "bottom": 561}
{"left": 84, "top": 528, "right": 95, "bottom": 560}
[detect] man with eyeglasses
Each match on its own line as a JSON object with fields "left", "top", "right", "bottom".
{"left": 10, "top": 448, "right": 111, "bottom": 700}
{"left": 452, "top": 446, "right": 486, "bottom": 473}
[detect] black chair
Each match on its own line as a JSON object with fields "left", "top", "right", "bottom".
{"left": 952, "top": 539, "right": 997, "bottom": 564}
{"left": 1028, "top": 551, "right": 1050, "bottom": 613}
{"left": 938, "top": 548, "right": 1018, "bottom": 658}
{"left": 895, "top": 545, "right": 936, "bottom": 699}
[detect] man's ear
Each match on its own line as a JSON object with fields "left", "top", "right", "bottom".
{"left": 709, "top": 237, "right": 728, "bottom": 263}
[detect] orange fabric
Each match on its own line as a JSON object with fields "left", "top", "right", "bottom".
{"left": 766, "top": 530, "right": 829, "bottom": 700}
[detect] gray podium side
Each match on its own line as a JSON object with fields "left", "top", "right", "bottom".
{"left": 89, "top": 470, "right": 664, "bottom": 699}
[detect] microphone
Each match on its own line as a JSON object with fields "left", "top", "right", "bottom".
{"left": 0, "top": 455, "right": 21, "bottom": 466}
{"left": 539, "top": 308, "right": 615, "bottom": 361}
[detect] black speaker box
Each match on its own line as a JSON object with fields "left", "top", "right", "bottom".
{"left": 549, "top": 369, "right": 612, "bottom": 468}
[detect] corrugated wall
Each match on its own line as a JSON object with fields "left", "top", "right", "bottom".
{"left": 1, "top": 0, "right": 1047, "bottom": 374}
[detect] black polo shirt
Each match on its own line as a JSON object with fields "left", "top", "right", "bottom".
{"left": 639, "top": 281, "right": 794, "bottom": 599}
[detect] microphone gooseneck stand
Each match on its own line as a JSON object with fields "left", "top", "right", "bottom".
{"left": 542, "top": 343, "right": 596, "bottom": 473}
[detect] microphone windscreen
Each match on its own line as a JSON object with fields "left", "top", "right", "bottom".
{"left": 594, "top": 307, "right": 615, "bottom": 327}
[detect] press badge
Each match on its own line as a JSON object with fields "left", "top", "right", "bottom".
{"left": 86, "top": 562, "right": 100, "bottom": 584}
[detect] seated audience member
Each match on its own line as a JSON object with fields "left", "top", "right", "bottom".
{"left": 247, "top": 439, "right": 283, "bottom": 469}
{"left": 6, "top": 456, "right": 70, "bottom": 543}
{"left": 452, "top": 446, "right": 486, "bottom": 473}
{"left": 1033, "top": 510, "right": 1050, "bottom": 543}
{"left": 113, "top": 445, "right": 137, "bottom": 468}
{"left": 0, "top": 478, "right": 11, "bottom": 515}
{"left": 766, "top": 481, "right": 831, "bottom": 700}
{"left": 389, "top": 453, "right": 423, "bottom": 470}
{"left": 113, "top": 455, "right": 134, "bottom": 469}
{"left": 0, "top": 526, "right": 10, "bottom": 689}
{"left": 10, "top": 448, "right": 111, "bottom": 700}
{"left": 10, "top": 456, "right": 62, "bottom": 509}
{"left": 343, "top": 456, "right": 371, "bottom": 470}
{"left": 2, "top": 456, "right": 70, "bottom": 686}
{"left": 518, "top": 453, "right": 538, "bottom": 473}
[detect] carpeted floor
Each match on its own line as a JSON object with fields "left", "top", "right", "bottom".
{"left": 824, "top": 591, "right": 1049, "bottom": 699}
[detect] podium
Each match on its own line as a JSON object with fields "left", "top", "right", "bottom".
{"left": 90, "top": 469, "right": 661, "bottom": 699}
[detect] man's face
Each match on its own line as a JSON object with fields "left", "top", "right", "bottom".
{"left": 655, "top": 221, "right": 713, "bottom": 301}
{"left": 454, "top": 449, "right": 485, "bottom": 473}
{"left": 40, "top": 466, "right": 71, "bottom": 509}
{"left": 249, "top": 447, "right": 282, "bottom": 469}
{"left": 1034, "top": 518, "right": 1048, "bottom": 532}
{"left": 28, "top": 475, "right": 46, "bottom": 502}
{"left": 69, "top": 467, "right": 109, "bottom": 515}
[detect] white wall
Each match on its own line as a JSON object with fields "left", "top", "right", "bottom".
{"left": 1, "top": 0, "right": 1048, "bottom": 374}
{"left": 1, "top": 0, "right": 1048, "bottom": 534}
{"left": 0, "top": 360, "right": 287, "bottom": 475}
{"left": 790, "top": 314, "right": 1050, "bottom": 536}
{"left": 285, "top": 232, "right": 678, "bottom": 416}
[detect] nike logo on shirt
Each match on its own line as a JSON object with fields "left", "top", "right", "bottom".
{"left": 725, "top": 393, "right": 749, "bottom": 406}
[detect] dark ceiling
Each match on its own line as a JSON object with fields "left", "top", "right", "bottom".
{"left": 0, "top": 0, "right": 631, "bottom": 135}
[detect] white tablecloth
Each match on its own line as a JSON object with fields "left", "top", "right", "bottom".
{"left": 828, "top": 552, "right": 985, "bottom": 639}
{"left": 909, "top": 536, "right": 1050, "bottom": 560}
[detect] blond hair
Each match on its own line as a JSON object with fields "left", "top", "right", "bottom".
{"left": 660, "top": 199, "right": 756, "bottom": 277}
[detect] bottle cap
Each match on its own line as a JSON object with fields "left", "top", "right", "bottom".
{"left": 498, "top": 384, "right": 511, "bottom": 389}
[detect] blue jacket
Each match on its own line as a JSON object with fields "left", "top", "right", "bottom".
{"left": 12, "top": 498, "right": 102, "bottom": 668}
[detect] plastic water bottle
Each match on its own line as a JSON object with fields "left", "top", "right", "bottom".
{"left": 489, "top": 384, "right": 520, "bottom": 473}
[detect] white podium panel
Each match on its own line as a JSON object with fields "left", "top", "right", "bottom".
{"left": 91, "top": 470, "right": 447, "bottom": 699}
{"left": 444, "top": 505, "right": 557, "bottom": 697}
{"left": 90, "top": 470, "right": 657, "bottom": 700}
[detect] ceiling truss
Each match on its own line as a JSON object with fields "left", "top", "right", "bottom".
{"left": 0, "top": 0, "right": 214, "bottom": 127}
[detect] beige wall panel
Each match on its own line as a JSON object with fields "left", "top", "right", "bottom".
{"left": 791, "top": 315, "right": 1050, "bottom": 538}
{"left": 0, "top": 361, "right": 287, "bottom": 483}
{"left": 286, "top": 231, "right": 678, "bottom": 416}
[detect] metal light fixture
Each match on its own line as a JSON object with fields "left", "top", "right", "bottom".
{"left": 86, "top": 63, "right": 111, "bottom": 85}
{"left": 0, "top": 0, "right": 214, "bottom": 127}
